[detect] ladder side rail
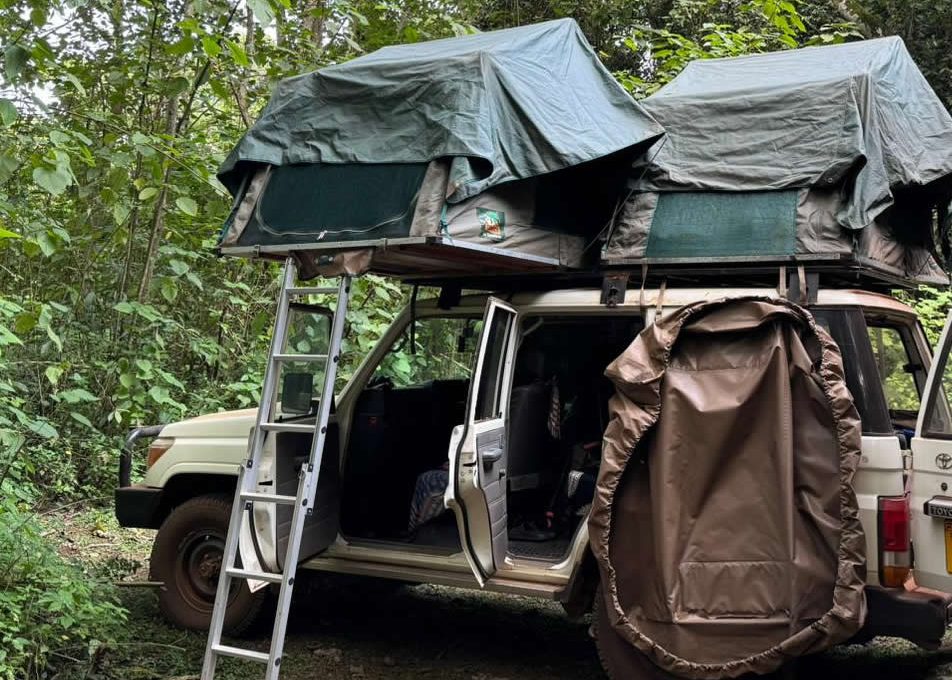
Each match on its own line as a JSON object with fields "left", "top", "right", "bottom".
{"left": 264, "top": 275, "right": 351, "bottom": 678}
{"left": 201, "top": 258, "right": 298, "bottom": 680}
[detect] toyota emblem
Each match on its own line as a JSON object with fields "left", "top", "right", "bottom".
{"left": 937, "top": 453, "right": 952, "bottom": 470}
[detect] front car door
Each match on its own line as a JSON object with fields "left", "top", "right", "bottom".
{"left": 912, "top": 311, "right": 952, "bottom": 593}
{"left": 446, "top": 297, "right": 518, "bottom": 586}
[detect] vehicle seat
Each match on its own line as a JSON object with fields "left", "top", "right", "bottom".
{"left": 507, "top": 348, "right": 553, "bottom": 493}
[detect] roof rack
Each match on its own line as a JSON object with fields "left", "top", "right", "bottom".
{"left": 406, "top": 256, "right": 931, "bottom": 295}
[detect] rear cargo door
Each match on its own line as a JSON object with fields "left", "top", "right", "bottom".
{"left": 912, "top": 311, "right": 952, "bottom": 593}
{"left": 446, "top": 297, "right": 518, "bottom": 586}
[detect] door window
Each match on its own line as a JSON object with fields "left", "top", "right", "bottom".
{"left": 474, "top": 308, "right": 515, "bottom": 421}
{"left": 923, "top": 338, "right": 952, "bottom": 438}
{"left": 373, "top": 316, "right": 482, "bottom": 387}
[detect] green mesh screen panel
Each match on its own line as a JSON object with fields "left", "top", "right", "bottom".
{"left": 645, "top": 190, "right": 798, "bottom": 258}
{"left": 237, "top": 162, "right": 428, "bottom": 246}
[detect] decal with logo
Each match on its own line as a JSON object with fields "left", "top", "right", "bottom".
{"left": 937, "top": 453, "right": 952, "bottom": 470}
{"left": 477, "top": 208, "right": 506, "bottom": 242}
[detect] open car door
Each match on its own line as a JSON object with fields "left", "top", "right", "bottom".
{"left": 447, "top": 297, "right": 518, "bottom": 586}
{"left": 912, "top": 310, "right": 952, "bottom": 593}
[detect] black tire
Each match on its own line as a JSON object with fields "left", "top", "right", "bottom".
{"left": 593, "top": 585, "right": 678, "bottom": 680}
{"left": 150, "top": 494, "right": 270, "bottom": 636}
{"left": 593, "top": 585, "right": 794, "bottom": 680}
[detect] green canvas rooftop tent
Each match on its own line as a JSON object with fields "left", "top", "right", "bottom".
{"left": 603, "top": 37, "right": 952, "bottom": 287}
{"left": 218, "top": 19, "right": 664, "bottom": 278}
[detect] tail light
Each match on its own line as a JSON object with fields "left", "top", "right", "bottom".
{"left": 878, "top": 494, "right": 911, "bottom": 587}
{"left": 146, "top": 438, "right": 175, "bottom": 469}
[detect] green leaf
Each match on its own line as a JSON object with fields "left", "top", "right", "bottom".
{"left": 135, "top": 358, "right": 153, "bottom": 372}
{"left": 0, "top": 154, "right": 18, "bottom": 183}
{"left": 119, "top": 373, "right": 135, "bottom": 388}
{"left": 28, "top": 419, "right": 58, "bottom": 439}
{"left": 201, "top": 36, "right": 222, "bottom": 59}
{"left": 114, "top": 301, "right": 134, "bottom": 314}
{"left": 247, "top": 0, "right": 275, "bottom": 26}
{"left": 0, "top": 99, "right": 17, "bottom": 126}
{"left": 160, "top": 277, "right": 178, "bottom": 302}
{"left": 0, "top": 226, "right": 20, "bottom": 240}
{"left": 169, "top": 259, "right": 189, "bottom": 276}
{"left": 225, "top": 39, "right": 250, "bottom": 67}
{"left": 0, "top": 324, "right": 21, "bottom": 346}
{"left": 32, "top": 165, "right": 72, "bottom": 196}
{"left": 148, "top": 385, "right": 171, "bottom": 405}
{"left": 4, "top": 44, "right": 29, "bottom": 82}
{"left": 63, "top": 72, "right": 87, "bottom": 96}
{"left": 175, "top": 196, "right": 198, "bottom": 216}
{"left": 57, "top": 388, "right": 98, "bottom": 404}
{"left": 112, "top": 202, "right": 130, "bottom": 226}
{"left": 69, "top": 412, "right": 94, "bottom": 429}
{"left": 44, "top": 365, "right": 64, "bottom": 385}
{"left": 138, "top": 187, "right": 158, "bottom": 200}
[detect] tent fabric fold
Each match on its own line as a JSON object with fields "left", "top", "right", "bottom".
{"left": 217, "top": 18, "right": 663, "bottom": 202}
{"left": 589, "top": 298, "right": 867, "bottom": 678}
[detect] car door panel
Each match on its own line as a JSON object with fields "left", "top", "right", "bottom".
{"left": 912, "top": 310, "right": 952, "bottom": 593}
{"left": 446, "top": 298, "right": 518, "bottom": 585}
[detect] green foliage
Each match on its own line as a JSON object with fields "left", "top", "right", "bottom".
{"left": 616, "top": 0, "right": 861, "bottom": 97}
{"left": 0, "top": 500, "right": 126, "bottom": 679}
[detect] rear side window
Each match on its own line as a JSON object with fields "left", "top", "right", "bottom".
{"left": 812, "top": 308, "right": 893, "bottom": 435}
{"left": 866, "top": 324, "right": 922, "bottom": 416}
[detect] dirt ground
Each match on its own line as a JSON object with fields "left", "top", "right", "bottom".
{"left": 42, "top": 507, "right": 952, "bottom": 679}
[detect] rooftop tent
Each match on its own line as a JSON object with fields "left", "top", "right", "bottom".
{"left": 218, "top": 19, "right": 664, "bottom": 277}
{"left": 603, "top": 37, "right": 952, "bottom": 286}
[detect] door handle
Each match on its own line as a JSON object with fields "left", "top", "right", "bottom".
{"left": 481, "top": 446, "right": 504, "bottom": 465}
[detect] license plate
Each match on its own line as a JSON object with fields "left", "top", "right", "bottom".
{"left": 945, "top": 521, "right": 952, "bottom": 574}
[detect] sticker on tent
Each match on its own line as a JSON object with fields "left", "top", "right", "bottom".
{"left": 478, "top": 208, "right": 506, "bottom": 242}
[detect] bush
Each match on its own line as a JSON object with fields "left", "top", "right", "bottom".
{"left": 0, "top": 499, "right": 126, "bottom": 680}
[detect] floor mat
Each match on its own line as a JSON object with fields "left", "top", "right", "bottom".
{"left": 509, "top": 538, "right": 571, "bottom": 561}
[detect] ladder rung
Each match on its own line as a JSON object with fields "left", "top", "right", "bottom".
{"left": 240, "top": 491, "right": 297, "bottom": 505}
{"left": 261, "top": 422, "right": 314, "bottom": 433}
{"left": 226, "top": 567, "right": 283, "bottom": 584}
{"left": 212, "top": 644, "right": 269, "bottom": 663}
{"left": 287, "top": 286, "right": 337, "bottom": 296}
{"left": 272, "top": 353, "right": 327, "bottom": 362}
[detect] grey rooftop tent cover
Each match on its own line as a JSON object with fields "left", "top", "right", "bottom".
{"left": 604, "top": 37, "right": 952, "bottom": 286}
{"left": 218, "top": 19, "right": 664, "bottom": 277}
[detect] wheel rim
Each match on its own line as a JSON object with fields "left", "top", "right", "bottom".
{"left": 175, "top": 529, "right": 239, "bottom": 612}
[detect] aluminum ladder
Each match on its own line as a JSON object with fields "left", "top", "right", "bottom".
{"left": 201, "top": 259, "right": 351, "bottom": 679}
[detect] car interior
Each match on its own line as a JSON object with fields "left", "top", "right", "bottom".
{"left": 337, "top": 312, "right": 643, "bottom": 561}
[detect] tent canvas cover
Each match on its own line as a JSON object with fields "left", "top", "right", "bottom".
{"left": 218, "top": 19, "right": 663, "bottom": 277}
{"left": 603, "top": 37, "right": 952, "bottom": 287}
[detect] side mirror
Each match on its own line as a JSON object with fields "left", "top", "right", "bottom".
{"left": 281, "top": 372, "right": 314, "bottom": 415}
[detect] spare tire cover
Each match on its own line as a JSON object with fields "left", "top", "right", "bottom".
{"left": 589, "top": 297, "right": 867, "bottom": 679}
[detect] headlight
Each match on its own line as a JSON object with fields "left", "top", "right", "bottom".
{"left": 146, "top": 438, "right": 175, "bottom": 468}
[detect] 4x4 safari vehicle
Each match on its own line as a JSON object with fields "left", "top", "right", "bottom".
{"left": 114, "top": 21, "right": 952, "bottom": 679}
{"left": 117, "top": 285, "right": 952, "bottom": 659}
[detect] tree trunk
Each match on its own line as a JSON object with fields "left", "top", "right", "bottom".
{"left": 136, "top": 96, "right": 178, "bottom": 302}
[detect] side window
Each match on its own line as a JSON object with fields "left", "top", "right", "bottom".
{"left": 474, "top": 307, "right": 515, "bottom": 421}
{"left": 812, "top": 309, "right": 893, "bottom": 435}
{"left": 867, "top": 325, "right": 922, "bottom": 415}
{"left": 374, "top": 316, "right": 482, "bottom": 387}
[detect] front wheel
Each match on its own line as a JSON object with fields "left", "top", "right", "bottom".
{"left": 592, "top": 585, "right": 678, "bottom": 680}
{"left": 150, "top": 494, "right": 269, "bottom": 635}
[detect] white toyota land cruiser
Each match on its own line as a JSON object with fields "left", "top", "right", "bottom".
{"left": 116, "top": 285, "right": 952, "bottom": 664}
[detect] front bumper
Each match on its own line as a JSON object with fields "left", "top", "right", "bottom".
{"left": 856, "top": 583, "right": 952, "bottom": 649}
{"left": 115, "top": 484, "right": 164, "bottom": 529}
{"left": 115, "top": 424, "right": 166, "bottom": 528}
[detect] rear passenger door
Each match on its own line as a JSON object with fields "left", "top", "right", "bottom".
{"left": 912, "top": 311, "right": 952, "bottom": 593}
{"left": 446, "top": 298, "right": 518, "bottom": 585}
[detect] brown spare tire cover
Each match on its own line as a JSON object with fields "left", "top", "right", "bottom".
{"left": 589, "top": 297, "right": 866, "bottom": 679}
